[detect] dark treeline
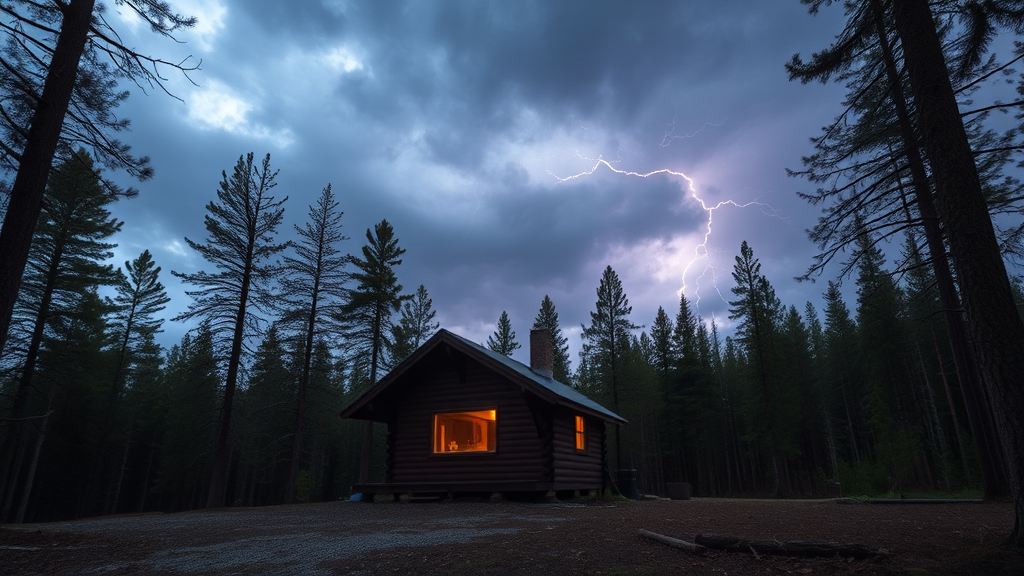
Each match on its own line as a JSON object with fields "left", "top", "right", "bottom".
{"left": 3, "top": 146, "right": 1022, "bottom": 522}
{"left": 788, "top": 0, "right": 1024, "bottom": 546}
{"left": 567, "top": 249, "right": 1024, "bottom": 501}
{"left": 0, "top": 150, "right": 442, "bottom": 522}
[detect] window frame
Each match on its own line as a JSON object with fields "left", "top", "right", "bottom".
{"left": 574, "top": 414, "right": 586, "bottom": 452}
{"left": 430, "top": 408, "right": 498, "bottom": 456}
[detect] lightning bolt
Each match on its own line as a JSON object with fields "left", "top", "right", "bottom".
{"left": 660, "top": 115, "right": 727, "bottom": 147}
{"left": 547, "top": 154, "right": 781, "bottom": 317}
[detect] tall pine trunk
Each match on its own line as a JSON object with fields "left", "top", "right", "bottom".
{"left": 206, "top": 258, "right": 254, "bottom": 508}
{"left": 870, "top": 0, "right": 1008, "bottom": 498}
{"left": 934, "top": 331, "right": 972, "bottom": 483}
{"left": 358, "top": 305, "right": 383, "bottom": 485}
{"left": 106, "top": 432, "right": 132, "bottom": 515}
{"left": 0, "top": 0, "right": 94, "bottom": 354}
{"left": 0, "top": 233, "right": 67, "bottom": 522}
{"left": 285, "top": 327, "right": 313, "bottom": 502}
{"left": 893, "top": 0, "right": 1024, "bottom": 545}
{"left": 285, "top": 273, "right": 321, "bottom": 502}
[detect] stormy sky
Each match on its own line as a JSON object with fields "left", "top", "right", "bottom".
{"left": 94, "top": 1, "right": 1010, "bottom": 365}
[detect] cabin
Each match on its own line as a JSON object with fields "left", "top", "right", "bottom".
{"left": 340, "top": 328, "right": 627, "bottom": 500}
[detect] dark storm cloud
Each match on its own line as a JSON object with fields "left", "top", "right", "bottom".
{"left": 100, "top": 0, "right": 859, "bottom": 354}
{"left": 235, "top": 0, "right": 348, "bottom": 38}
{"left": 333, "top": 0, "right": 848, "bottom": 174}
{"left": 336, "top": 2, "right": 729, "bottom": 168}
{"left": 434, "top": 173, "right": 702, "bottom": 281}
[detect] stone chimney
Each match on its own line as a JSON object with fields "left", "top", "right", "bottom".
{"left": 530, "top": 329, "right": 554, "bottom": 378}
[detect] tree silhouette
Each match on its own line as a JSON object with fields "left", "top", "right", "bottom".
{"left": 80, "top": 249, "right": 170, "bottom": 516}
{"left": 277, "top": 185, "right": 348, "bottom": 503}
{"left": 0, "top": 150, "right": 120, "bottom": 522}
{"left": 892, "top": 0, "right": 1024, "bottom": 544}
{"left": 341, "top": 219, "right": 409, "bottom": 484}
{"left": 388, "top": 284, "right": 439, "bottom": 366}
{"left": 0, "top": 0, "right": 198, "bottom": 356}
{"left": 729, "top": 241, "right": 795, "bottom": 496}
{"left": 487, "top": 310, "right": 521, "bottom": 357}
{"left": 532, "top": 295, "right": 571, "bottom": 382}
{"left": 109, "top": 250, "right": 170, "bottom": 403}
{"left": 787, "top": 0, "right": 1018, "bottom": 499}
{"left": 173, "top": 152, "right": 288, "bottom": 508}
{"left": 581, "top": 265, "right": 638, "bottom": 469}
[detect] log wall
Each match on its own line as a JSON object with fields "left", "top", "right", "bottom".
{"left": 551, "top": 407, "right": 605, "bottom": 489}
{"left": 385, "top": 348, "right": 548, "bottom": 485}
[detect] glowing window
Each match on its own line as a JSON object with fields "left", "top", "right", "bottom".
{"left": 575, "top": 415, "right": 586, "bottom": 451}
{"left": 433, "top": 410, "right": 496, "bottom": 454}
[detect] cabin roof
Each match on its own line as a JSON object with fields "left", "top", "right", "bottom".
{"left": 340, "top": 328, "right": 627, "bottom": 424}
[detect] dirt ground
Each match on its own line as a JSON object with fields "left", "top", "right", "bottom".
{"left": 1, "top": 497, "right": 1021, "bottom": 575}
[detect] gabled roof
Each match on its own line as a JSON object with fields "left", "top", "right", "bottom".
{"left": 340, "top": 328, "right": 627, "bottom": 424}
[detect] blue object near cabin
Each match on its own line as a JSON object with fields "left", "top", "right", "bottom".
{"left": 349, "top": 493, "right": 362, "bottom": 502}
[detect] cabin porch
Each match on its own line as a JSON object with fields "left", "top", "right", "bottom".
{"left": 351, "top": 480, "right": 602, "bottom": 502}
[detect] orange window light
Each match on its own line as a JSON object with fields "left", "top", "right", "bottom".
{"left": 575, "top": 415, "right": 586, "bottom": 450}
{"left": 433, "top": 410, "right": 497, "bottom": 454}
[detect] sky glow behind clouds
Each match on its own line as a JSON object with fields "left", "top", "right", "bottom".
{"left": 94, "top": 1, "right": 971, "bottom": 365}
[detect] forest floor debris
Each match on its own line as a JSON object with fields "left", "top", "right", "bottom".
{"left": 1, "top": 497, "right": 1020, "bottom": 575}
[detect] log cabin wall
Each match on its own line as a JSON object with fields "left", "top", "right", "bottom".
{"left": 386, "top": 348, "right": 549, "bottom": 485}
{"left": 551, "top": 407, "right": 605, "bottom": 489}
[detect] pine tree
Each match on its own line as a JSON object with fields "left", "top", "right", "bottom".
{"left": 109, "top": 250, "right": 170, "bottom": 392}
{"left": 619, "top": 331, "right": 662, "bottom": 489}
{"left": 892, "top": 2, "right": 1024, "bottom": 539}
{"left": 729, "top": 241, "right": 781, "bottom": 393}
{"left": 652, "top": 304, "right": 684, "bottom": 482}
{"left": 172, "top": 152, "right": 288, "bottom": 508}
{"left": 903, "top": 240, "right": 966, "bottom": 489}
{"left": 341, "top": 219, "right": 410, "bottom": 484}
{"left": 805, "top": 301, "right": 840, "bottom": 478}
{"left": 79, "top": 249, "right": 170, "bottom": 517}
{"left": 277, "top": 184, "right": 348, "bottom": 503}
{"left": 487, "top": 310, "right": 521, "bottom": 357}
{"left": 156, "top": 327, "right": 220, "bottom": 512}
{"left": 694, "top": 320, "right": 714, "bottom": 370}
{"left": 532, "top": 295, "right": 571, "bottom": 383}
{"left": 581, "top": 265, "right": 638, "bottom": 469}
{"left": 0, "top": 150, "right": 121, "bottom": 522}
{"left": 18, "top": 288, "right": 113, "bottom": 522}
{"left": 671, "top": 292, "right": 699, "bottom": 366}
{"left": 853, "top": 229, "right": 924, "bottom": 492}
{"left": 853, "top": 231, "right": 908, "bottom": 417}
{"left": 822, "top": 281, "right": 864, "bottom": 465}
{"left": 572, "top": 351, "right": 601, "bottom": 399}
{"left": 112, "top": 328, "right": 164, "bottom": 515}
{"left": 729, "top": 241, "right": 793, "bottom": 496}
{"left": 778, "top": 305, "right": 817, "bottom": 492}
{"left": 719, "top": 334, "right": 748, "bottom": 491}
{"left": 0, "top": 0, "right": 197, "bottom": 356}
{"left": 787, "top": 0, "right": 1023, "bottom": 280}
{"left": 389, "top": 284, "right": 439, "bottom": 366}
{"left": 303, "top": 340, "right": 345, "bottom": 501}
{"left": 236, "top": 325, "right": 295, "bottom": 506}
{"left": 649, "top": 306, "right": 673, "bottom": 383}
{"left": 790, "top": 0, "right": 1024, "bottom": 515}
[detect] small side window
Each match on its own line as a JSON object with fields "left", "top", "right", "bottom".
{"left": 575, "top": 415, "right": 586, "bottom": 451}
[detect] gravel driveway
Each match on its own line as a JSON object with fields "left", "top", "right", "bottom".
{"left": 1, "top": 498, "right": 1019, "bottom": 575}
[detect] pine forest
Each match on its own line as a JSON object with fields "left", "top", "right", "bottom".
{"left": 0, "top": 2, "right": 1023, "bottom": 550}
{"left": 1, "top": 148, "right": 1021, "bottom": 522}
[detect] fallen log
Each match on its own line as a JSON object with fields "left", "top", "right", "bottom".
{"left": 638, "top": 529, "right": 707, "bottom": 553}
{"left": 694, "top": 534, "right": 891, "bottom": 559}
